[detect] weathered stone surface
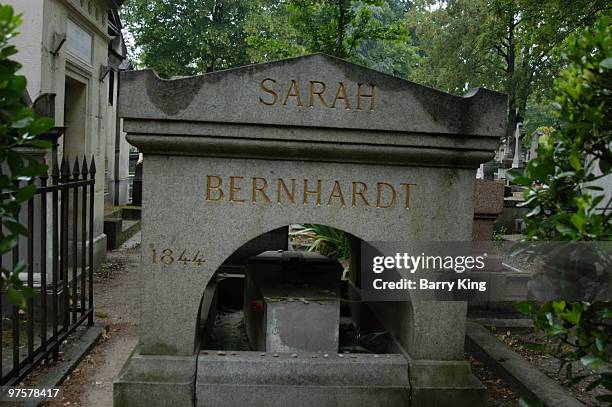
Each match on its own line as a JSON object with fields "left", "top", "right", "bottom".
{"left": 196, "top": 351, "right": 410, "bottom": 407}
{"left": 121, "top": 54, "right": 505, "bottom": 138}
{"left": 138, "top": 155, "right": 477, "bottom": 356}
{"left": 245, "top": 251, "right": 341, "bottom": 352}
{"left": 116, "top": 54, "right": 507, "bottom": 406}
{"left": 114, "top": 351, "right": 196, "bottom": 407}
{"left": 473, "top": 180, "right": 505, "bottom": 215}
{"left": 473, "top": 180, "right": 505, "bottom": 240}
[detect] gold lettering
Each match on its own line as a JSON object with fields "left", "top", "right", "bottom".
{"left": 259, "top": 78, "right": 278, "bottom": 106}
{"left": 229, "top": 176, "right": 245, "bottom": 202}
{"left": 351, "top": 181, "right": 370, "bottom": 207}
{"left": 331, "top": 82, "right": 351, "bottom": 110}
{"left": 277, "top": 178, "right": 296, "bottom": 204}
{"left": 303, "top": 179, "right": 322, "bottom": 206}
{"left": 376, "top": 182, "right": 396, "bottom": 208}
{"left": 357, "top": 83, "right": 376, "bottom": 111}
{"left": 400, "top": 183, "right": 416, "bottom": 209}
{"left": 252, "top": 177, "right": 272, "bottom": 203}
{"left": 283, "top": 79, "right": 303, "bottom": 107}
{"left": 309, "top": 81, "right": 328, "bottom": 107}
{"left": 327, "top": 180, "right": 346, "bottom": 207}
{"left": 206, "top": 176, "right": 224, "bottom": 201}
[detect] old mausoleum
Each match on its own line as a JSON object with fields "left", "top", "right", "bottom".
{"left": 114, "top": 54, "right": 506, "bottom": 407}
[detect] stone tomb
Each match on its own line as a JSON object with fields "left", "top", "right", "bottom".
{"left": 244, "top": 251, "right": 342, "bottom": 353}
{"left": 114, "top": 54, "right": 506, "bottom": 406}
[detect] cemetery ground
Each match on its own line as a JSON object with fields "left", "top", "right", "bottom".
{"left": 10, "top": 232, "right": 597, "bottom": 406}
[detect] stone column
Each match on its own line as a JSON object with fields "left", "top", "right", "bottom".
{"left": 512, "top": 122, "right": 523, "bottom": 169}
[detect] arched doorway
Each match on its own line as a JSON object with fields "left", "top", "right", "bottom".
{"left": 198, "top": 224, "right": 393, "bottom": 356}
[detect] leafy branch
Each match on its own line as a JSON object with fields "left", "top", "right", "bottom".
{"left": 0, "top": 5, "right": 53, "bottom": 307}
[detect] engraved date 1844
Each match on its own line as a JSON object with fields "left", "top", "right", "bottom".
{"left": 150, "top": 247, "right": 205, "bottom": 268}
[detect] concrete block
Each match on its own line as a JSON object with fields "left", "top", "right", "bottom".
{"left": 245, "top": 251, "right": 342, "bottom": 352}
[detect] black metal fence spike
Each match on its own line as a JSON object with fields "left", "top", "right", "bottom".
{"left": 82, "top": 156, "right": 89, "bottom": 176}
{"left": 51, "top": 155, "right": 60, "bottom": 178}
{"left": 72, "top": 157, "right": 80, "bottom": 177}
{"left": 38, "top": 159, "right": 49, "bottom": 180}
{"left": 60, "top": 156, "right": 70, "bottom": 178}
{"left": 40, "top": 166, "right": 49, "bottom": 181}
{"left": 89, "top": 155, "right": 96, "bottom": 175}
{"left": 2, "top": 149, "right": 97, "bottom": 386}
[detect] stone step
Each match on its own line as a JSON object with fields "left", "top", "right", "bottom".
{"left": 196, "top": 384, "right": 411, "bottom": 407}
{"left": 196, "top": 351, "right": 410, "bottom": 407}
{"left": 198, "top": 351, "right": 409, "bottom": 386}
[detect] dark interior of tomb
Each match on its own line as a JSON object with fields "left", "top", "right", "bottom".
{"left": 198, "top": 225, "right": 392, "bottom": 354}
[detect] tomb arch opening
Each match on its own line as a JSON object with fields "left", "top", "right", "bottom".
{"left": 194, "top": 223, "right": 401, "bottom": 355}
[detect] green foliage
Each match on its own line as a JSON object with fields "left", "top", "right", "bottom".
{"left": 121, "top": 0, "right": 260, "bottom": 77}
{"left": 508, "top": 17, "right": 611, "bottom": 241}
{"left": 516, "top": 300, "right": 612, "bottom": 403}
{"left": 247, "top": 0, "right": 420, "bottom": 76}
{"left": 284, "top": 0, "right": 408, "bottom": 59}
{"left": 245, "top": 1, "right": 306, "bottom": 62}
{"left": 408, "top": 0, "right": 610, "bottom": 136}
{"left": 123, "top": 0, "right": 417, "bottom": 78}
{"left": 0, "top": 4, "right": 53, "bottom": 307}
{"left": 510, "top": 17, "right": 612, "bottom": 403}
{"left": 290, "top": 224, "right": 350, "bottom": 261}
{"left": 492, "top": 225, "right": 507, "bottom": 241}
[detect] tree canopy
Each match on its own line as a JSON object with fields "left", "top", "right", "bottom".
{"left": 408, "top": 0, "right": 610, "bottom": 137}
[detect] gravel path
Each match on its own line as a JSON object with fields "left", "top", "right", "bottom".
{"left": 46, "top": 233, "right": 141, "bottom": 407}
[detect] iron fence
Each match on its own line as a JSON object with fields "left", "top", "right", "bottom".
{"left": 1, "top": 155, "right": 96, "bottom": 386}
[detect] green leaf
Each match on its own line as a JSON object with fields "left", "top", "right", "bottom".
{"left": 6, "top": 287, "right": 25, "bottom": 308}
{"left": 581, "top": 355, "right": 602, "bottom": 368}
{"left": 0, "top": 236, "right": 17, "bottom": 254}
{"left": 522, "top": 342, "right": 545, "bottom": 351}
{"left": 27, "top": 139, "right": 52, "bottom": 149}
{"left": 14, "top": 183, "right": 36, "bottom": 203}
{"left": 600, "top": 57, "right": 612, "bottom": 69}
{"left": 569, "top": 153, "right": 582, "bottom": 171}
{"left": 4, "top": 220, "right": 28, "bottom": 236}
{"left": 514, "top": 301, "right": 535, "bottom": 315}
{"left": 508, "top": 175, "right": 532, "bottom": 187}
{"left": 595, "top": 336, "right": 605, "bottom": 352}
{"left": 11, "top": 116, "right": 33, "bottom": 129}
{"left": 598, "top": 158, "right": 611, "bottom": 174}
{"left": 518, "top": 398, "right": 544, "bottom": 407}
{"left": 27, "top": 117, "right": 53, "bottom": 136}
{"left": 20, "top": 158, "right": 47, "bottom": 177}
{"left": 553, "top": 300, "right": 566, "bottom": 314}
{"left": 555, "top": 223, "right": 576, "bottom": 236}
{"left": 570, "top": 214, "right": 585, "bottom": 231}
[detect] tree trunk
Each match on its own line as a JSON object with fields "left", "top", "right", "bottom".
{"left": 505, "top": 19, "right": 517, "bottom": 145}
{"left": 336, "top": 0, "right": 346, "bottom": 57}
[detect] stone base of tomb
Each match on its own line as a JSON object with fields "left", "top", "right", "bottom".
{"left": 409, "top": 359, "right": 487, "bottom": 406}
{"left": 113, "top": 349, "right": 197, "bottom": 407}
{"left": 114, "top": 348, "right": 486, "bottom": 407}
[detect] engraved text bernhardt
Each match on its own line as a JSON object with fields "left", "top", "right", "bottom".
{"left": 206, "top": 176, "right": 415, "bottom": 210}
